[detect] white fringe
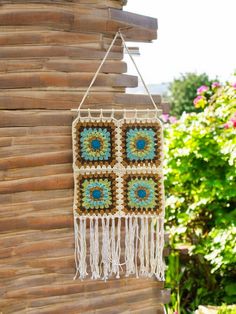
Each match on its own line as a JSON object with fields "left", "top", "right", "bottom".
{"left": 74, "top": 215, "right": 165, "bottom": 281}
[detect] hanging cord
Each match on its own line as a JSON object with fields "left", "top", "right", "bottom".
{"left": 77, "top": 31, "right": 120, "bottom": 112}
{"left": 118, "top": 31, "right": 158, "bottom": 111}
{"left": 77, "top": 30, "right": 159, "bottom": 112}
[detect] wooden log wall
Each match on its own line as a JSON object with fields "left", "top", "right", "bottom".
{"left": 0, "top": 0, "right": 170, "bottom": 313}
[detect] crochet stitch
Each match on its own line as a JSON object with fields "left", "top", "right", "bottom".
{"left": 72, "top": 111, "right": 165, "bottom": 281}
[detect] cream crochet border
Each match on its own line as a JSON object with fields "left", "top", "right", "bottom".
{"left": 72, "top": 110, "right": 166, "bottom": 280}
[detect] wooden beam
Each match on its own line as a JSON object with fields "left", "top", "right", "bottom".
{"left": 0, "top": 7, "right": 157, "bottom": 42}
{"left": 0, "top": 31, "right": 103, "bottom": 46}
{"left": 0, "top": 174, "right": 73, "bottom": 194}
{"left": 0, "top": 110, "right": 74, "bottom": 127}
{"left": 0, "top": 73, "right": 137, "bottom": 89}
{"left": 0, "top": 151, "right": 72, "bottom": 170}
{"left": 0, "top": 92, "right": 163, "bottom": 110}
{"left": 0, "top": 46, "right": 122, "bottom": 59}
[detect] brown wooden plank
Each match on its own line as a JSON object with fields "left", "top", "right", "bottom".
{"left": 115, "top": 93, "right": 162, "bottom": 107}
{"left": 0, "top": 137, "right": 12, "bottom": 147}
{"left": 0, "top": 46, "right": 122, "bottom": 59}
{"left": 0, "top": 164, "right": 72, "bottom": 181}
{"left": 0, "top": 73, "right": 137, "bottom": 89}
{"left": 0, "top": 31, "right": 102, "bottom": 46}
{"left": 110, "top": 8, "right": 157, "bottom": 30}
{"left": 0, "top": 110, "right": 73, "bottom": 127}
{"left": 0, "top": 9, "right": 74, "bottom": 29}
{"left": 0, "top": 228, "right": 73, "bottom": 247}
{"left": 0, "top": 189, "right": 73, "bottom": 205}
{"left": 0, "top": 197, "right": 72, "bottom": 218}
{"left": 18, "top": 287, "right": 168, "bottom": 314}
{"left": 0, "top": 92, "right": 163, "bottom": 110}
{"left": 0, "top": 58, "right": 126, "bottom": 73}
{"left": 0, "top": 0, "right": 123, "bottom": 7}
{"left": 0, "top": 214, "right": 73, "bottom": 232}
{"left": 0, "top": 91, "right": 117, "bottom": 110}
{"left": 0, "top": 126, "right": 71, "bottom": 137}
{"left": 45, "top": 60, "right": 127, "bottom": 74}
{"left": 0, "top": 290, "right": 167, "bottom": 314}
{"left": 0, "top": 282, "right": 168, "bottom": 313}
{"left": 94, "top": 302, "right": 165, "bottom": 314}
{"left": 0, "top": 173, "right": 73, "bottom": 194}
{"left": 0, "top": 144, "right": 71, "bottom": 158}
{"left": 0, "top": 136, "right": 71, "bottom": 147}
{"left": 0, "top": 151, "right": 72, "bottom": 170}
{"left": 108, "top": 9, "right": 157, "bottom": 42}
{"left": 4, "top": 277, "right": 164, "bottom": 299}
{"left": 0, "top": 199, "right": 73, "bottom": 221}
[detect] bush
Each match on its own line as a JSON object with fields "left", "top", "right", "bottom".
{"left": 164, "top": 80, "right": 236, "bottom": 313}
{"left": 218, "top": 304, "right": 236, "bottom": 314}
{"left": 169, "top": 72, "right": 215, "bottom": 117}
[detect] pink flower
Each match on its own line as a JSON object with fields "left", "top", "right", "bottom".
{"left": 212, "top": 82, "right": 220, "bottom": 89}
{"left": 197, "top": 85, "right": 209, "bottom": 95}
{"left": 169, "top": 116, "right": 177, "bottom": 124}
{"left": 161, "top": 114, "right": 169, "bottom": 123}
{"left": 224, "top": 113, "right": 236, "bottom": 129}
{"left": 194, "top": 95, "right": 207, "bottom": 108}
{"left": 230, "top": 116, "right": 236, "bottom": 128}
{"left": 193, "top": 95, "right": 203, "bottom": 106}
{"left": 232, "top": 83, "right": 236, "bottom": 90}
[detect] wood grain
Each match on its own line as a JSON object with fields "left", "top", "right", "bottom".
{"left": 0, "top": 59, "right": 127, "bottom": 74}
{"left": 0, "top": 73, "right": 138, "bottom": 89}
{"left": 0, "top": 92, "right": 164, "bottom": 111}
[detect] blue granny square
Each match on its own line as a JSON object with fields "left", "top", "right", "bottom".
{"left": 123, "top": 174, "right": 162, "bottom": 214}
{"left": 121, "top": 122, "right": 162, "bottom": 167}
{"left": 75, "top": 121, "right": 116, "bottom": 167}
{"left": 76, "top": 173, "right": 117, "bottom": 215}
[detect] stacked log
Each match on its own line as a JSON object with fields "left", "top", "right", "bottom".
{"left": 0, "top": 0, "right": 170, "bottom": 313}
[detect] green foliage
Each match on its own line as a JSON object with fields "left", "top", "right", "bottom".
{"left": 165, "top": 251, "right": 183, "bottom": 314}
{"left": 164, "top": 80, "right": 236, "bottom": 312}
{"left": 218, "top": 304, "right": 236, "bottom": 314}
{"left": 202, "top": 226, "right": 236, "bottom": 273}
{"left": 169, "top": 72, "right": 214, "bottom": 116}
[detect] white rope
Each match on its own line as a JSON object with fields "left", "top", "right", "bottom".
{"left": 118, "top": 31, "right": 159, "bottom": 111}
{"left": 77, "top": 32, "right": 120, "bottom": 112}
{"left": 76, "top": 30, "right": 159, "bottom": 112}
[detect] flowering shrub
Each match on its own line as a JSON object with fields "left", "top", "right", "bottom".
{"left": 164, "top": 80, "right": 236, "bottom": 312}
{"left": 161, "top": 113, "right": 178, "bottom": 125}
{"left": 169, "top": 73, "right": 215, "bottom": 116}
{"left": 197, "top": 85, "right": 209, "bottom": 94}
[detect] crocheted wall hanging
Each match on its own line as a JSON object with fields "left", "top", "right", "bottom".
{"left": 72, "top": 31, "right": 165, "bottom": 281}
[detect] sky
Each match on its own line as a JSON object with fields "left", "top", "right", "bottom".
{"left": 125, "top": 0, "right": 236, "bottom": 84}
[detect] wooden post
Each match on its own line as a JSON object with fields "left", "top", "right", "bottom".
{"left": 0, "top": 1, "right": 170, "bottom": 313}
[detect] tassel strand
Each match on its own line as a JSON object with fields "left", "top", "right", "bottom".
{"left": 74, "top": 215, "right": 165, "bottom": 281}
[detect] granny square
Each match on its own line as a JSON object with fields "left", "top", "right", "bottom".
{"left": 76, "top": 172, "right": 117, "bottom": 215}
{"left": 123, "top": 173, "right": 162, "bottom": 214}
{"left": 75, "top": 121, "right": 116, "bottom": 168}
{"left": 121, "top": 121, "right": 162, "bottom": 167}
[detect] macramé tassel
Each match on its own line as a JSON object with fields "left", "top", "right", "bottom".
{"left": 73, "top": 215, "right": 165, "bottom": 281}
{"left": 101, "top": 216, "right": 111, "bottom": 280}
